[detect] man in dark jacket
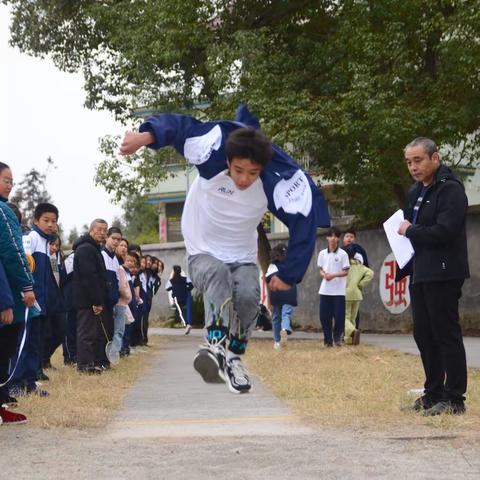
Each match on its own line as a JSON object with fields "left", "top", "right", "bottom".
{"left": 73, "top": 219, "right": 108, "bottom": 374}
{"left": 398, "top": 137, "right": 469, "bottom": 416}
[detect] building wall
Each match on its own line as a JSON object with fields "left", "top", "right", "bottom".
{"left": 143, "top": 212, "right": 480, "bottom": 334}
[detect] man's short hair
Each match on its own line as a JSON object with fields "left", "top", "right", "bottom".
{"left": 226, "top": 128, "right": 273, "bottom": 167}
{"left": 326, "top": 226, "right": 342, "bottom": 238}
{"left": 34, "top": 203, "right": 59, "bottom": 220}
{"left": 89, "top": 218, "right": 108, "bottom": 231}
{"left": 404, "top": 137, "right": 438, "bottom": 157}
{"left": 107, "top": 226, "right": 122, "bottom": 237}
{"left": 344, "top": 228, "right": 356, "bottom": 237}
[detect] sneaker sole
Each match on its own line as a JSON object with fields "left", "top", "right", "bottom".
{"left": 193, "top": 351, "right": 225, "bottom": 384}
{"left": 1, "top": 418, "right": 27, "bottom": 425}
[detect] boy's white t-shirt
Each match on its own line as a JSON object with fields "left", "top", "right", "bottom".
{"left": 317, "top": 247, "right": 350, "bottom": 295}
{"left": 181, "top": 170, "right": 268, "bottom": 264}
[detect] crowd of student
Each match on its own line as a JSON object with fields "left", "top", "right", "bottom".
{"left": 0, "top": 160, "right": 166, "bottom": 425}
{"left": 263, "top": 227, "right": 373, "bottom": 350}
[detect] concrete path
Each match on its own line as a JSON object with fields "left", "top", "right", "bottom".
{"left": 108, "top": 335, "right": 313, "bottom": 439}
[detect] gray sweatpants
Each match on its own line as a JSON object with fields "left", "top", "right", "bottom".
{"left": 188, "top": 254, "right": 260, "bottom": 341}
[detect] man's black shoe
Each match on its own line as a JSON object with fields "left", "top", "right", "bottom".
{"left": 423, "top": 401, "right": 466, "bottom": 416}
{"left": 401, "top": 395, "right": 437, "bottom": 412}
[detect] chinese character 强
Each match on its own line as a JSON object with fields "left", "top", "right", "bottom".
{"left": 384, "top": 260, "right": 408, "bottom": 307}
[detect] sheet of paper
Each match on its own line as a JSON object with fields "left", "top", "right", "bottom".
{"left": 383, "top": 209, "right": 415, "bottom": 269}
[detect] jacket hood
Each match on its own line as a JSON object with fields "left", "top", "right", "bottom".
{"left": 73, "top": 234, "right": 101, "bottom": 251}
{"left": 435, "top": 164, "right": 464, "bottom": 188}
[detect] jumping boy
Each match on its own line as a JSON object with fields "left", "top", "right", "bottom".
{"left": 318, "top": 227, "right": 350, "bottom": 347}
{"left": 120, "top": 104, "right": 330, "bottom": 394}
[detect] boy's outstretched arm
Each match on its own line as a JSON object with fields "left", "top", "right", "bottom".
{"left": 119, "top": 131, "right": 155, "bottom": 156}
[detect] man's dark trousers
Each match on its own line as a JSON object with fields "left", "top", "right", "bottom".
{"left": 0, "top": 323, "right": 21, "bottom": 402}
{"left": 410, "top": 279, "right": 467, "bottom": 404}
{"left": 76, "top": 308, "right": 103, "bottom": 369}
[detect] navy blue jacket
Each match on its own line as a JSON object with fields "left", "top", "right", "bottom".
{"left": 22, "top": 226, "right": 57, "bottom": 314}
{"left": 0, "top": 261, "right": 14, "bottom": 312}
{"left": 139, "top": 104, "right": 331, "bottom": 286}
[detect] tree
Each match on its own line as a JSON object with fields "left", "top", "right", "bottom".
{"left": 67, "top": 226, "right": 79, "bottom": 246}
{"left": 122, "top": 194, "right": 159, "bottom": 244}
{"left": 6, "top": 1, "right": 480, "bottom": 225}
{"left": 9, "top": 157, "right": 54, "bottom": 228}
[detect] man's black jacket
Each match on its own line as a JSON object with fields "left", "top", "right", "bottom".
{"left": 72, "top": 234, "right": 108, "bottom": 309}
{"left": 402, "top": 164, "right": 469, "bottom": 284}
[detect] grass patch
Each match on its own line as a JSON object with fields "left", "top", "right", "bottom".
{"left": 245, "top": 339, "right": 480, "bottom": 433}
{"left": 15, "top": 338, "right": 162, "bottom": 429}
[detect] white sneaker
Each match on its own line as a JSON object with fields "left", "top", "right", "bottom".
{"left": 224, "top": 356, "right": 252, "bottom": 394}
{"left": 185, "top": 325, "right": 192, "bottom": 335}
{"left": 274, "top": 342, "right": 281, "bottom": 350}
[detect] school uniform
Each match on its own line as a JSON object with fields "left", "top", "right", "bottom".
{"left": 317, "top": 247, "right": 350, "bottom": 345}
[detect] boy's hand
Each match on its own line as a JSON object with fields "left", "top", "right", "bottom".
{"left": 92, "top": 305, "right": 103, "bottom": 315}
{"left": 119, "top": 131, "right": 154, "bottom": 155}
{"left": 22, "top": 290, "right": 36, "bottom": 307}
{"left": 324, "top": 272, "right": 335, "bottom": 281}
{"left": 0, "top": 308, "right": 14, "bottom": 325}
{"left": 269, "top": 275, "right": 291, "bottom": 291}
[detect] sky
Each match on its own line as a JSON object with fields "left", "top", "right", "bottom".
{"left": 0, "top": 4, "right": 125, "bottom": 236}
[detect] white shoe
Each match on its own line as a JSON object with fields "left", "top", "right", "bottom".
{"left": 185, "top": 325, "right": 192, "bottom": 335}
{"left": 274, "top": 342, "right": 281, "bottom": 350}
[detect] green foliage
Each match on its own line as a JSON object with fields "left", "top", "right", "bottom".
{"left": 121, "top": 194, "right": 159, "bottom": 244}
{"left": 6, "top": 0, "right": 480, "bottom": 224}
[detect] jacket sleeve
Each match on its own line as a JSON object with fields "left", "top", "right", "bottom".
{"left": 406, "top": 182, "right": 467, "bottom": 246}
{"left": 0, "top": 261, "right": 14, "bottom": 311}
{"left": 0, "top": 205, "right": 34, "bottom": 292}
{"left": 358, "top": 267, "right": 374, "bottom": 290}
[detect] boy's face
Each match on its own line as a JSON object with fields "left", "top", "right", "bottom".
{"left": 343, "top": 233, "right": 355, "bottom": 246}
{"left": 34, "top": 212, "right": 58, "bottom": 235}
{"left": 106, "top": 232, "right": 122, "bottom": 252}
{"left": 326, "top": 234, "right": 339, "bottom": 249}
{"left": 227, "top": 157, "right": 263, "bottom": 191}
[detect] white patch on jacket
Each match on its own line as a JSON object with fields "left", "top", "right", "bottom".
{"left": 273, "top": 169, "right": 312, "bottom": 216}
{"left": 183, "top": 125, "right": 222, "bottom": 165}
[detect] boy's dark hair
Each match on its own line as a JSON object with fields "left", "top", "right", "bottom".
{"left": 129, "top": 243, "right": 142, "bottom": 254}
{"left": 6, "top": 202, "right": 22, "bottom": 222}
{"left": 344, "top": 228, "right": 356, "bottom": 237}
{"left": 226, "top": 127, "right": 273, "bottom": 167}
{"left": 270, "top": 243, "right": 288, "bottom": 263}
{"left": 34, "top": 203, "right": 59, "bottom": 220}
{"left": 107, "top": 226, "right": 122, "bottom": 237}
{"left": 326, "top": 226, "right": 341, "bottom": 238}
{"left": 0, "top": 162, "right": 10, "bottom": 173}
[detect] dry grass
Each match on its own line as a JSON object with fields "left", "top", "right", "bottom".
{"left": 245, "top": 339, "right": 480, "bottom": 433}
{"left": 15, "top": 338, "right": 162, "bottom": 429}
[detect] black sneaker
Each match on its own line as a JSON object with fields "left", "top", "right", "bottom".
{"left": 423, "top": 401, "right": 466, "bottom": 416}
{"left": 38, "top": 372, "right": 50, "bottom": 381}
{"left": 401, "top": 395, "right": 437, "bottom": 412}
{"left": 193, "top": 343, "right": 226, "bottom": 383}
{"left": 1, "top": 395, "right": 18, "bottom": 407}
{"left": 224, "top": 356, "right": 252, "bottom": 394}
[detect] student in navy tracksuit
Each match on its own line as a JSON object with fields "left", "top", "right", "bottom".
{"left": 101, "top": 227, "right": 122, "bottom": 367}
{"left": 166, "top": 265, "right": 194, "bottom": 334}
{"left": 121, "top": 251, "right": 140, "bottom": 356}
{"left": 42, "top": 236, "right": 67, "bottom": 370}
{"left": 266, "top": 243, "right": 298, "bottom": 349}
{"left": 120, "top": 104, "right": 330, "bottom": 394}
{"left": 10, "top": 203, "right": 59, "bottom": 396}
{"left": 62, "top": 251, "right": 76, "bottom": 365}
